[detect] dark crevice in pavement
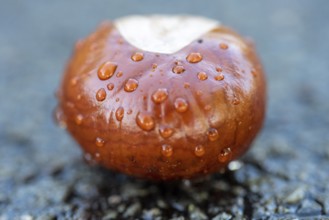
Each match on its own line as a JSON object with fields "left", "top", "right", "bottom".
{"left": 314, "top": 199, "right": 326, "bottom": 216}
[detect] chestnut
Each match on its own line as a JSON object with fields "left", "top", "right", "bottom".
{"left": 56, "top": 15, "right": 266, "bottom": 180}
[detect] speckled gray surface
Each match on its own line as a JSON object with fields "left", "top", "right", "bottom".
{"left": 1, "top": 1, "right": 329, "bottom": 219}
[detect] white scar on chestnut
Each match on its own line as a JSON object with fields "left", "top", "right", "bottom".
{"left": 115, "top": 15, "right": 219, "bottom": 54}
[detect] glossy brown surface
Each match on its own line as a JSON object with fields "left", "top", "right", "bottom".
{"left": 56, "top": 21, "right": 266, "bottom": 180}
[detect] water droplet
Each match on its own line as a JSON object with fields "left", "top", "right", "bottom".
{"left": 127, "top": 109, "right": 133, "bottom": 115}
{"left": 218, "top": 148, "right": 232, "bottom": 163}
{"left": 204, "top": 105, "right": 211, "bottom": 111}
{"left": 75, "top": 114, "right": 83, "bottom": 125}
{"left": 136, "top": 112, "right": 155, "bottom": 131}
{"left": 65, "top": 100, "right": 75, "bottom": 108}
{"left": 70, "top": 77, "right": 78, "bottom": 86}
{"left": 77, "top": 94, "right": 82, "bottom": 100}
{"left": 116, "top": 71, "right": 123, "bottom": 78}
{"left": 159, "top": 126, "right": 174, "bottom": 138}
{"left": 197, "top": 72, "right": 208, "bottom": 81}
{"left": 96, "top": 88, "right": 106, "bottom": 101}
{"left": 194, "top": 145, "right": 205, "bottom": 157}
{"left": 115, "top": 107, "right": 124, "bottom": 121}
{"left": 228, "top": 161, "right": 242, "bottom": 171}
{"left": 107, "top": 83, "right": 114, "bottom": 90}
{"left": 124, "top": 78, "right": 139, "bottom": 92}
{"left": 75, "top": 39, "right": 84, "bottom": 50}
{"left": 131, "top": 52, "right": 144, "bottom": 62}
{"left": 152, "top": 88, "right": 168, "bottom": 104}
{"left": 219, "top": 43, "right": 229, "bottom": 50}
{"left": 161, "top": 144, "right": 173, "bottom": 157}
{"left": 174, "top": 60, "right": 182, "bottom": 65}
{"left": 216, "top": 67, "right": 223, "bottom": 72}
{"left": 174, "top": 98, "right": 188, "bottom": 113}
{"left": 95, "top": 137, "right": 105, "bottom": 147}
{"left": 251, "top": 69, "right": 257, "bottom": 77}
{"left": 83, "top": 153, "right": 94, "bottom": 165}
{"left": 233, "top": 98, "right": 240, "bottom": 105}
{"left": 115, "top": 98, "right": 120, "bottom": 102}
{"left": 183, "top": 179, "right": 191, "bottom": 186}
{"left": 215, "top": 74, "right": 225, "bottom": 81}
{"left": 186, "top": 52, "right": 203, "bottom": 63}
{"left": 54, "top": 107, "right": 67, "bottom": 129}
{"left": 152, "top": 63, "right": 158, "bottom": 72}
{"left": 172, "top": 65, "right": 185, "bottom": 74}
{"left": 184, "top": 82, "right": 190, "bottom": 88}
{"left": 97, "top": 61, "right": 117, "bottom": 80}
{"left": 207, "top": 128, "right": 219, "bottom": 141}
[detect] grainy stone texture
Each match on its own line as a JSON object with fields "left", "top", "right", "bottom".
{"left": 1, "top": 1, "right": 329, "bottom": 219}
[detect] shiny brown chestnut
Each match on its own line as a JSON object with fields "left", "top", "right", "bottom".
{"left": 56, "top": 15, "right": 266, "bottom": 180}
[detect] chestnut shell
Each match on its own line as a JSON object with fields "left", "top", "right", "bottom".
{"left": 56, "top": 21, "right": 266, "bottom": 180}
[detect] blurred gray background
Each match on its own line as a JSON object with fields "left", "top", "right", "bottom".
{"left": 1, "top": 0, "right": 329, "bottom": 219}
